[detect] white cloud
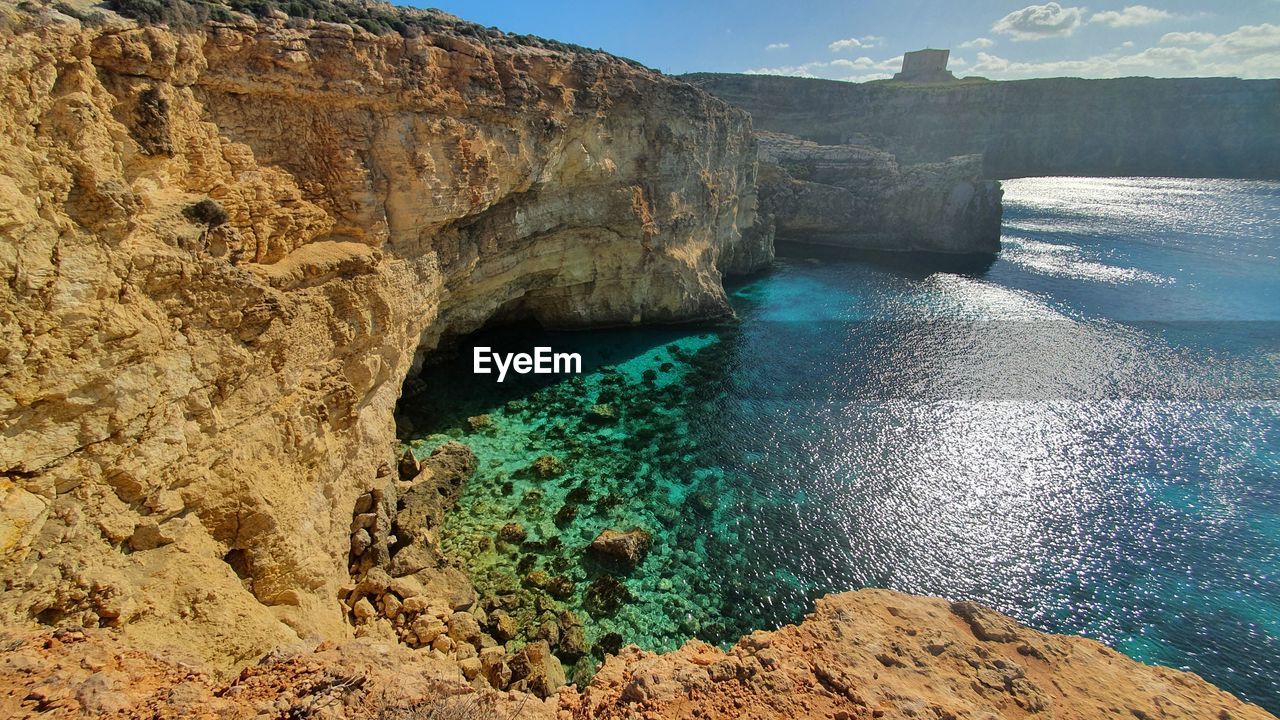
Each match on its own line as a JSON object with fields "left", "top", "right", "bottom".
{"left": 969, "top": 22, "right": 1280, "bottom": 79}
{"left": 765, "top": 42, "right": 790, "bottom": 51}
{"left": 960, "top": 37, "right": 996, "bottom": 49}
{"left": 1090, "top": 5, "right": 1173, "bottom": 28}
{"left": 830, "top": 57, "right": 876, "bottom": 69}
{"left": 828, "top": 35, "right": 885, "bottom": 52}
{"left": 1160, "top": 31, "right": 1217, "bottom": 45}
{"left": 744, "top": 54, "right": 902, "bottom": 82}
{"left": 993, "top": 3, "right": 1086, "bottom": 41}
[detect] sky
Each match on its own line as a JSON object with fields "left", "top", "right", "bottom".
{"left": 415, "top": 1, "right": 1280, "bottom": 81}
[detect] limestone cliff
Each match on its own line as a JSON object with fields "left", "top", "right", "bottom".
{"left": 687, "top": 72, "right": 1280, "bottom": 180}
{"left": 758, "top": 132, "right": 1002, "bottom": 254}
{"left": 1, "top": 3, "right": 1276, "bottom": 718}
{"left": 0, "top": 2, "right": 770, "bottom": 673}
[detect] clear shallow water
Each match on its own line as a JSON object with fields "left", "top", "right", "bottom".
{"left": 401, "top": 177, "right": 1280, "bottom": 708}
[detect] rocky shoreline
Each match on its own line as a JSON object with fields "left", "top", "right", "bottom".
{"left": 0, "top": 1, "right": 1275, "bottom": 718}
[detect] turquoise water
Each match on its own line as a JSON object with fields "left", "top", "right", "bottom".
{"left": 400, "top": 177, "right": 1280, "bottom": 709}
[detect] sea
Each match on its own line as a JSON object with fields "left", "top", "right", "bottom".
{"left": 400, "top": 177, "right": 1280, "bottom": 710}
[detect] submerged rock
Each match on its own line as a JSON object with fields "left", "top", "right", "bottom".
{"left": 588, "top": 528, "right": 652, "bottom": 568}
{"left": 594, "top": 631, "right": 625, "bottom": 658}
{"left": 584, "top": 576, "right": 633, "bottom": 616}
{"left": 547, "top": 576, "right": 575, "bottom": 600}
{"left": 531, "top": 454, "right": 565, "bottom": 478}
{"left": 498, "top": 523, "right": 527, "bottom": 544}
{"left": 554, "top": 504, "right": 578, "bottom": 526}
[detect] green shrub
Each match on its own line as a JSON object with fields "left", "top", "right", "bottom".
{"left": 106, "top": 0, "right": 210, "bottom": 27}
{"left": 184, "top": 198, "right": 230, "bottom": 227}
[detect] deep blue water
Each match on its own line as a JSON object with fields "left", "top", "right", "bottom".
{"left": 404, "top": 177, "right": 1280, "bottom": 708}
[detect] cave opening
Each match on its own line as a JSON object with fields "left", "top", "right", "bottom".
{"left": 388, "top": 300, "right": 754, "bottom": 677}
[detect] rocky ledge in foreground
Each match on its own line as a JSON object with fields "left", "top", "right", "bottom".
{"left": 4, "top": 589, "right": 1273, "bottom": 719}
{"left": 574, "top": 589, "right": 1276, "bottom": 720}
{"left": 758, "top": 132, "right": 1003, "bottom": 254}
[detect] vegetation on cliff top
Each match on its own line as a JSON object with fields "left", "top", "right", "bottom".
{"left": 81, "top": 0, "right": 649, "bottom": 67}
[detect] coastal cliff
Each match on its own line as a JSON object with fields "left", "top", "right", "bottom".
{"left": 687, "top": 72, "right": 1280, "bottom": 180}
{"left": 0, "top": 3, "right": 1275, "bottom": 718}
{"left": 758, "top": 132, "right": 1002, "bottom": 253}
{"left": 0, "top": 2, "right": 769, "bottom": 675}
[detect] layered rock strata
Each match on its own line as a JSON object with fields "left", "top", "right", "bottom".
{"left": 688, "top": 72, "right": 1280, "bottom": 180}
{"left": 758, "top": 132, "right": 1003, "bottom": 253}
{"left": 0, "top": 3, "right": 1275, "bottom": 718}
{"left": 0, "top": 3, "right": 770, "bottom": 675}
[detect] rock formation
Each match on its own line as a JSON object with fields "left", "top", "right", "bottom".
{"left": 758, "top": 132, "right": 1002, "bottom": 253}
{"left": 573, "top": 589, "right": 1277, "bottom": 720}
{"left": 587, "top": 528, "right": 652, "bottom": 569}
{"left": 0, "top": 2, "right": 1275, "bottom": 718}
{"left": 687, "top": 72, "right": 1280, "bottom": 179}
{"left": 0, "top": 1, "right": 770, "bottom": 675}
{"left": 4, "top": 589, "right": 1275, "bottom": 718}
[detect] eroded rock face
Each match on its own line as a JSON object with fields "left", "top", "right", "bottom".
{"left": 758, "top": 132, "right": 1003, "bottom": 254}
{"left": 689, "top": 72, "right": 1280, "bottom": 180}
{"left": 573, "top": 589, "right": 1278, "bottom": 720}
{"left": 0, "top": 9, "right": 771, "bottom": 672}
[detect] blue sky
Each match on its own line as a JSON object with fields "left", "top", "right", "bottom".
{"left": 416, "top": 1, "right": 1280, "bottom": 80}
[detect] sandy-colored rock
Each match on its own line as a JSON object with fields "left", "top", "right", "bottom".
{"left": 0, "top": 5, "right": 1271, "bottom": 719}
{"left": 576, "top": 589, "right": 1277, "bottom": 719}
{"left": 0, "top": 7, "right": 770, "bottom": 674}
{"left": 587, "top": 527, "right": 652, "bottom": 568}
{"left": 0, "top": 625, "right": 554, "bottom": 719}
{"left": 510, "top": 640, "right": 566, "bottom": 700}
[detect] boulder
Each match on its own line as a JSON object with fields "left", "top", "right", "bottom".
{"left": 509, "top": 640, "right": 565, "bottom": 699}
{"left": 588, "top": 528, "right": 652, "bottom": 568}
{"left": 488, "top": 609, "right": 517, "bottom": 642}
{"left": 446, "top": 611, "right": 484, "bottom": 647}
{"left": 398, "top": 449, "right": 420, "bottom": 480}
{"left": 498, "top": 523, "right": 527, "bottom": 543}
{"left": 479, "top": 646, "right": 512, "bottom": 689}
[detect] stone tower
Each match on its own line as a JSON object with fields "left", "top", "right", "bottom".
{"left": 893, "top": 49, "right": 956, "bottom": 83}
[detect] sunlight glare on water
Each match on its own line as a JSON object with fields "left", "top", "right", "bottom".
{"left": 404, "top": 177, "right": 1280, "bottom": 710}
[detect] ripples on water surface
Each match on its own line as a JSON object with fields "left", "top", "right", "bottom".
{"left": 402, "top": 177, "right": 1280, "bottom": 708}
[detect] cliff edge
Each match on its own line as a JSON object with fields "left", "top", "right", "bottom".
{"left": 0, "top": 1, "right": 769, "bottom": 673}
{"left": 0, "top": 2, "right": 1275, "bottom": 718}
{"left": 687, "top": 72, "right": 1280, "bottom": 180}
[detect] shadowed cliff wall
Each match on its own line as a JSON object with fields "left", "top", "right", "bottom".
{"left": 687, "top": 73, "right": 1280, "bottom": 180}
